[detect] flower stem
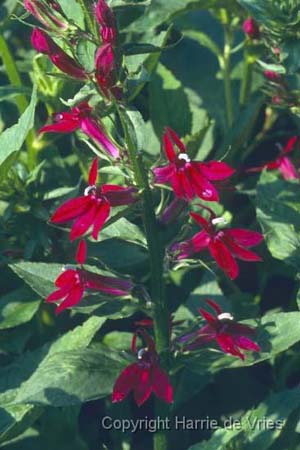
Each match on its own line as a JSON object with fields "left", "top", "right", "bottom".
{"left": 0, "top": 34, "right": 36, "bottom": 169}
{"left": 239, "top": 55, "right": 253, "bottom": 106}
{"left": 220, "top": 11, "right": 234, "bottom": 127}
{"left": 118, "top": 108, "right": 170, "bottom": 450}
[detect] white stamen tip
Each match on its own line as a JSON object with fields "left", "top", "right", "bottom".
{"left": 84, "top": 185, "right": 96, "bottom": 196}
{"left": 212, "top": 217, "right": 228, "bottom": 226}
{"left": 217, "top": 312, "right": 234, "bottom": 321}
{"left": 178, "top": 153, "right": 191, "bottom": 163}
{"left": 137, "top": 348, "right": 147, "bottom": 359}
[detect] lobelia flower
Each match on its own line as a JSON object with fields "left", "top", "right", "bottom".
{"left": 24, "top": 0, "right": 67, "bottom": 31}
{"left": 112, "top": 329, "right": 173, "bottom": 406}
{"left": 39, "top": 101, "right": 120, "bottom": 158}
{"left": 179, "top": 299, "right": 260, "bottom": 360}
{"left": 50, "top": 158, "right": 137, "bottom": 241}
{"left": 153, "top": 127, "right": 234, "bottom": 202}
{"left": 264, "top": 70, "right": 282, "bottom": 82}
{"left": 46, "top": 240, "right": 134, "bottom": 314}
{"left": 95, "top": 0, "right": 117, "bottom": 44}
{"left": 31, "top": 28, "right": 87, "bottom": 79}
{"left": 95, "top": 43, "right": 117, "bottom": 97}
{"left": 172, "top": 207, "right": 263, "bottom": 280}
{"left": 247, "top": 136, "right": 299, "bottom": 180}
{"left": 243, "top": 17, "right": 260, "bottom": 39}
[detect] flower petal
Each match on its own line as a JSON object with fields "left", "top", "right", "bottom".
{"left": 208, "top": 238, "right": 239, "bottom": 280}
{"left": 151, "top": 366, "right": 173, "bottom": 404}
{"left": 92, "top": 202, "right": 110, "bottom": 240}
{"left": 224, "top": 229, "right": 263, "bottom": 247}
{"left": 55, "top": 269, "right": 78, "bottom": 288}
{"left": 234, "top": 335, "right": 260, "bottom": 352}
{"left": 80, "top": 118, "right": 119, "bottom": 158}
{"left": 153, "top": 164, "right": 176, "bottom": 183}
{"left": 196, "top": 161, "right": 235, "bottom": 180}
{"left": 283, "top": 136, "right": 298, "bottom": 154}
{"left": 76, "top": 240, "right": 87, "bottom": 265}
{"left": 224, "top": 237, "right": 262, "bottom": 262}
{"left": 102, "top": 186, "right": 137, "bottom": 206}
{"left": 88, "top": 158, "right": 98, "bottom": 185}
{"left": 55, "top": 285, "right": 84, "bottom": 313}
{"left": 216, "top": 334, "right": 245, "bottom": 360}
{"left": 133, "top": 367, "right": 152, "bottom": 406}
{"left": 51, "top": 196, "right": 91, "bottom": 223}
{"left": 278, "top": 156, "right": 298, "bottom": 180}
{"left": 165, "top": 127, "right": 186, "bottom": 153}
{"left": 112, "top": 363, "right": 138, "bottom": 403}
{"left": 188, "top": 165, "right": 219, "bottom": 201}
{"left": 163, "top": 132, "right": 176, "bottom": 162}
{"left": 70, "top": 203, "right": 98, "bottom": 241}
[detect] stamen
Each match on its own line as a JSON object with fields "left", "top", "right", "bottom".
{"left": 84, "top": 185, "right": 96, "bottom": 196}
{"left": 137, "top": 348, "right": 147, "bottom": 359}
{"left": 212, "top": 217, "right": 228, "bottom": 226}
{"left": 217, "top": 312, "right": 234, "bottom": 321}
{"left": 178, "top": 153, "right": 191, "bottom": 163}
{"left": 275, "top": 143, "right": 283, "bottom": 152}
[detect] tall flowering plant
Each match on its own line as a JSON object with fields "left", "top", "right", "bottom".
{"left": 2, "top": 0, "right": 300, "bottom": 449}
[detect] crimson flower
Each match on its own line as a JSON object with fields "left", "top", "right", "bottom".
{"left": 39, "top": 102, "right": 120, "bottom": 158}
{"left": 247, "top": 136, "right": 299, "bottom": 180}
{"left": 95, "top": 0, "right": 117, "bottom": 44}
{"left": 243, "top": 17, "right": 260, "bottom": 39}
{"left": 95, "top": 43, "right": 117, "bottom": 96}
{"left": 24, "top": 0, "right": 67, "bottom": 31}
{"left": 153, "top": 127, "right": 234, "bottom": 202}
{"left": 179, "top": 299, "right": 260, "bottom": 360}
{"left": 172, "top": 208, "right": 263, "bottom": 280}
{"left": 50, "top": 158, "right": 137, "bottom": 241}
{"left": 112, "top": 329, "right": 173, "bottom": 406}
{"left": 46, "top": 240, "right": 134, "bottom": 314}
{"left": 264, "top": 70, "right": 282, "bottom": 82}
{"left": 31, "top": 28, "right": 87, "bottom": 79}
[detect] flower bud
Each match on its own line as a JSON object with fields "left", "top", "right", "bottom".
{"left": 243, "top": 17, "right": 260, "bottom": 39}
{"left": 264, "top": 70, "right": 281, "bottom": 82}
{"left": 95, "top": 0, "right": 117, "bottom": 44}
{"left": 95, "top": 43, "right": 116, "bottom": 95}
{"left": 24, "top": 0, "right": 68, "bottom": 31}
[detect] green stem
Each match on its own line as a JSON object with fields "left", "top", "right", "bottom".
{"left": 220, "top": 10, "right": 234, "bottom": 127}
{"left": 239, "top": 55, "right": 253, "bottom": 106}
{"left": 77, "top": 0, "right": 98, "bottom": 39}
{"left": 119, "top": 109, "right": 170, "bottom": 450}
{"left": 0, "top": 34, "right": 36, "bottom": 169}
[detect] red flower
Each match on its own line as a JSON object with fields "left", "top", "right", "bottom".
{"left": 31, "top": 28, "right": 87, "bottom": 79}
{"left": 179, "top": 299, "right": 260, "bottom": 360}
{"left": 46, "top": 240, "right": 133, "bottom": 313}
{"left": 247, "top": 136, "right": 299, "bottom": 180}
{"left": 50, "top": 158, "right": 137, "bottom": 241}
{"left": 153, "top": 127, "right": 234, "bottom": 201}
{"left": 173, "top": 207, "right": 263, "bottom": 280}
{"left": 95, "top": 0, "right": 117, "bottom": 44}
{"left": 39, "top": 102, "right": 120, "bottom": 158}
{"left": 243, "top": 17, "right": 260, "bottom": 39}
{"left": 112, "top": 329, "right": 173, "bottom": 406}
{"left": 95, "top": 43, "right": 117, "bottom": 96}
{"left": 24, "top": 0, "right": 67, "bottom": 31}
{"left": 264, "top": 70, "right": 282, "bottom": 82}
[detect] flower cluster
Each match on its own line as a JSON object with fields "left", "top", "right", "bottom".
{"left": 27, "top": 0, "right": 119, "bottom": 97}
{"left": 27, "top": 0, "right": 264, "bottom": 409}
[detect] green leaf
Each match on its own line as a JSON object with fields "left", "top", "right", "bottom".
{"left": 183, "top": 30, "right": 222, "bottom": 59}
{"left": 56, "top": 0, "right": 84, "bottom": 28}
{"left": 0, "top": 316, "right": 107, "bottom": 407}
{"left": 149, "top": 63, "right": 192, "bottom": 137}
{"left": 0, "top": 404, "right": 42, "bottom": 444}
{"left": 14, "top": 346, "right": 128, "bottom": 406}
{"left": 76, "top": 40, "right": 97, "bottom": 73}
{"left": 0, "top": 86, "right": 37, "bottom": 176}
{"left": 256, "top": 171, "right": 300, "bottom": 268}
{"left": 0, "top": 86, "right": 31, "bottom": 102}
{"left": 188, "top": 388, "right": 300, "bottom": 450}
{"left": 96, "top": 217, "right": 146, "bottom": 246}
{"left": 0, "top": 288, "right": 40, "bottom": 330}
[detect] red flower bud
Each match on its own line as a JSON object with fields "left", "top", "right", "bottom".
{"left": 264, "top": 70, "right": 281, "bottom": 82}
{"left": 95, "top": 43, "right": 116, "bottom": 95}
{"left": 95, "top": 0, "right": 117, "bottom": 44}
{"left": 24, "top": 0, "right": 67, "bottom": 31}
{"left": 243, "top": 17, "right": 260, "bottom": 39}
{"left": 31, "top": 28, "right": 87, "bottom": 80}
